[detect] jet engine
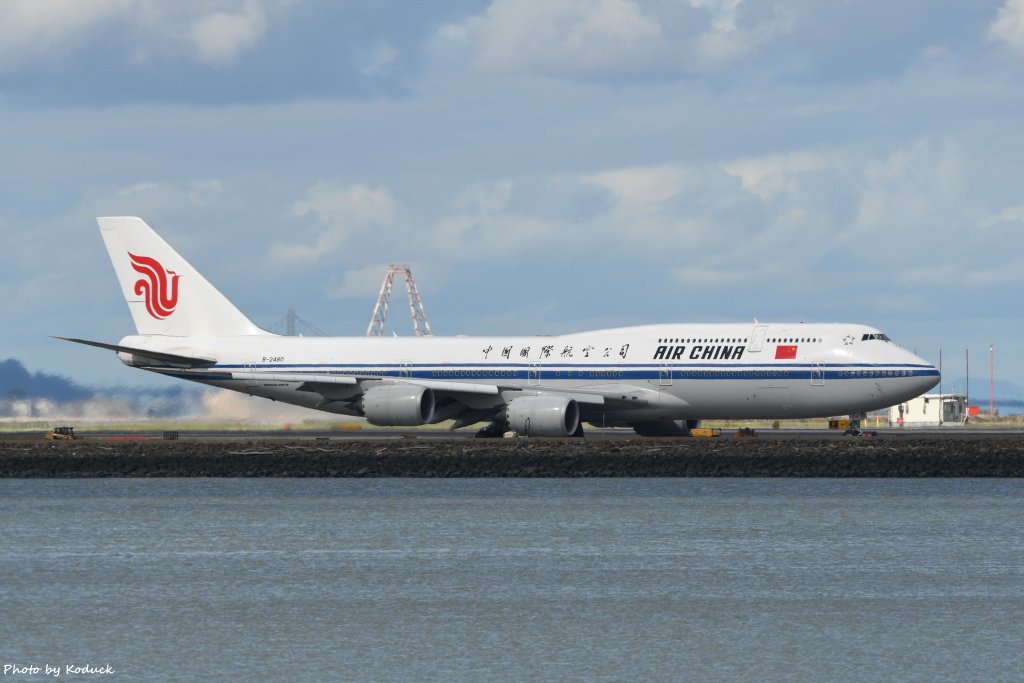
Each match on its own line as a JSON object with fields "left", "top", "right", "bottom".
{"left": 361, "top": 384, "right": 435, "bottom": 426}
{"left": 506, "top": 395, "right": 580, "bottom": 437}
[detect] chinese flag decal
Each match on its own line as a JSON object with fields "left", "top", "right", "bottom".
{"left": 775, "top": 345, "right": 798, "bottom": 360}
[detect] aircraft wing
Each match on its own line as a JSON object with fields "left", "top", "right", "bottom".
{"left": 257, "top": 372, "right": 359, "bottom": 386}
{"left": 239, "top": 368, "right": 661, "bottom": 407}
{"left": 387, "top": 378, "right": 500, "bottom": 395}
{"left": 238, "top": 371, "right": 501, "bottom": 396}
{"left": 548, "top": 384, "right": 653, "bottom": 407}
{"left": 226, "top": 369, "right": 501, "bottom": 402}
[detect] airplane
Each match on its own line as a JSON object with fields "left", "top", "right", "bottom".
{"left": 60, "top": 217, "right": 941, "bottom": 437}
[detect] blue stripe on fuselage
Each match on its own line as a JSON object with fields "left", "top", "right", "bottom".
{"left": 199, "top": 363, "right": 939, "bottom": 382}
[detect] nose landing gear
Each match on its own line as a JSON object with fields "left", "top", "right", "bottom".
{"left": 842, "top": 412, "right": 876, "bottom": 437}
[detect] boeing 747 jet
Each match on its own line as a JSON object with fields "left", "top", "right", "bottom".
{"left": 61, "top": 217, "right": 940, "bottom": 436}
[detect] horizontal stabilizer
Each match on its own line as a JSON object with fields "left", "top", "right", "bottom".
{"left": 55, "top": 337, "right": 217, "bottom": 368}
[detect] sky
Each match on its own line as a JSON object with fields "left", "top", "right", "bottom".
{"left": 2, "top": 0, "right": 1023, "bottom": 397}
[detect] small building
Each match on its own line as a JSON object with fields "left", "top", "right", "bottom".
{"left": 889, "top": 394, "right": 967, "bottom": 427}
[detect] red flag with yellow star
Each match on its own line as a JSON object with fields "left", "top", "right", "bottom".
{"left": 775, "top": 345, "right": 798, "bottom": 359}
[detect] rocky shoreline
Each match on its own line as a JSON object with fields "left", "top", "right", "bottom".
{"left": 3, "top": 437, "right": 1024, "bottom": 477}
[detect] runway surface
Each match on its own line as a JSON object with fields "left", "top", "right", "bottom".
{"left": 8, "top": 426, "right": 1024, "bottom": 441}
{"left": 3, "top": 428, "right": 1024, "bottom": 477}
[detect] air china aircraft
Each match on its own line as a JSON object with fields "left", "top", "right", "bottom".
{"left": 61, "top": 217, "right": 940, "bottom": 437}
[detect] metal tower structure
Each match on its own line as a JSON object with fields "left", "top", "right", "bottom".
{"left": 989, "top": 344, "right": 996, "bottom": 417}
{"left": 366, "top": 265, "right": 433, "bottom": 337}
{"left": 267, "top": 308, "right": 327, "bottom": 336}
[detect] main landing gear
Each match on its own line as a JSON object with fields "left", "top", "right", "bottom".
{"left": 472, "top": 421, "right": 586, "bottom": 438}
{"left": 473, "top": 423, "right": 506, "bottom": 439}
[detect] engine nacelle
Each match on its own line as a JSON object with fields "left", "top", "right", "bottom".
{"left": 117, "top": 351, "right": 145, "bottom": 367}
{"left": 361, "top": 384, "right": 435, "bottom": 426}
{"left": 506, "top": 396, "right": 580, "bottom": 437}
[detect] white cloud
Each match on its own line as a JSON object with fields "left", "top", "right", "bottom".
{"left": 980, "top": 204, "right": 1024, "bottom": 226}
{"left": 357, "top": 43, "right": 399, "bottom": 77}
{"left": 692, "top": 2, "right": 793, "bottom": 71}
{"left": 585, "top": 164, "right": 689, "bottom": 205}
{"left": 292, "top": 180, "right": 397, "bottom": 227}
{"left": 328, "top": 263, "right": 390, "bottom": 300}
{"left": 671, "top": 264, "right": 750, "bottom": 287}
{"left": 895, "top": 264, "right": 963, "bottom": 286}
{"left": 0, "top": 0, "right": 127, "bottom": 71}
{"left": 96, "top": 179, "right": 227, "bottom": 219}
{"left": 0, "top": 0, "right": 289, "bottom": 71}
{"left": 462, "top": 0, "right": 662, "bottom": 75}
{"left": 919, "top": 44, "right": 951, "bottom": 61}
{"left": 988, "top": 0, "right": 1024, "bottom": 55}
{"left": 187, "top": 179, "right": 224, "bottom": 206}
{"left": 417, "top": 179, "right": 566, "bottom": 258}
{"left": 245, "top": 144, "right": 1018, "bottom": 336}
{"left": 270, "top": 181, "right": 398, "bottom": 265}
{"left": 451, "top": 181, "right": 515, "bottom": 213}
{"left": 898, "top": 260, "right": 1024, "bottom": 288}
{"left": 431, "top": 209, "right": 559, "bottom": 257}
{"left": 844, "top": 139, "right": 963, "bottom": 254}
{"left": 581, "top": 163, "right": 738, "bottom": 253}
{"left": 187, "top": 1, "right": 269, "bottom": 66}
{"left": 724, "top": 152, "right": 824, "bottom": 200}
{"left": 116, "top": 181, "right": 162, "bottom": 196}
{"left": 443, "top": 0, "right": 790, "bottom": 79}
{"left": 964, "top": 258, "right": 1024, "bottom": 286}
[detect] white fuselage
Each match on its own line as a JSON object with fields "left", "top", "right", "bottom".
{"left": 121, "top": 321, "right": 939, "bottom": 424}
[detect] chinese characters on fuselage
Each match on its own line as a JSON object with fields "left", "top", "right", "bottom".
{"left": 481, "top": 343, "right": 631, "bottom": 360}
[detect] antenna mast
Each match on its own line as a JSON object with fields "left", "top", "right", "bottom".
{"left": 989, "top": 344, "right": 996, "bottom": 417}
{"left": 366, "top": 265, "right": 433, "bottom": 337}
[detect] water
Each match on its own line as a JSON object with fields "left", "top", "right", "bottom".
{"left": 2, "top": 479, "right": 1022, "bottom": 682}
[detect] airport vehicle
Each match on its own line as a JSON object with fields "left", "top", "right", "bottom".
{"left": 45, "top": 426, "right": 80, "bottom": 440}
{"left": 60, "top": 217, "right": 941, "bottom": 437}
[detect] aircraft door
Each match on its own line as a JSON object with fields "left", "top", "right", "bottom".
{"left": 659, "top": 363, "right": 673, "bottom": 386}
{"left": 811, "top": 361, "right": 825, "bottom": 386}
{"left": 244, "top": 363, "right": 257, "bottom": 387}
{"left": 528, "top": 362, "right": 542, "bottom": 386}
{"left": 748, "top": 325, "right": 769, "bottom": 352}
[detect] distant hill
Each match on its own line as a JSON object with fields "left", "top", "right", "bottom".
{"left": 0, "top": 358, "right": 92, "bottom": 402}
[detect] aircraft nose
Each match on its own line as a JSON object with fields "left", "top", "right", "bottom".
{"left": 911, "top": 354, "right": 940, "bottom": 394}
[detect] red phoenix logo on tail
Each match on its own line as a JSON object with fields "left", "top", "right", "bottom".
{"left": 129, "top": 253, "right": 180, "bottom": 319}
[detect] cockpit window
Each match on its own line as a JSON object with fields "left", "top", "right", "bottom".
{"left": 861, "top": 333, "right": 891, "bottom": 342}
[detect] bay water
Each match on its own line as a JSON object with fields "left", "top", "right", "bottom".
{"left": 2, "top": 479, "right": 1022, "bottom": 681}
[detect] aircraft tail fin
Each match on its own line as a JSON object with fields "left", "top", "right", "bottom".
{"left": 97, "top": 217, "right": 270, "bottom": 337}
